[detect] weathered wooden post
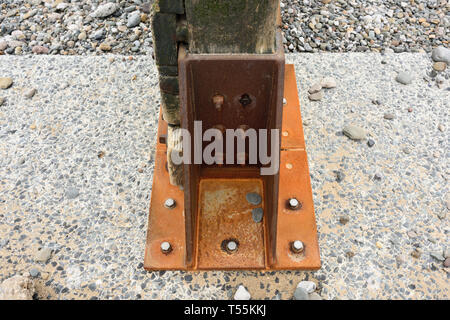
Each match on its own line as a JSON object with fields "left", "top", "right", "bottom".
{"left": 145, "top": 0, "right": 320, "bottom": 271}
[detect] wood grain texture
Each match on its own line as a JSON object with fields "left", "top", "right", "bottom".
{"left": 167, "top": 125, "right": 184, "bottom": 188}
{"left": 185, "top": 0, "right": 279, "bottom": 54}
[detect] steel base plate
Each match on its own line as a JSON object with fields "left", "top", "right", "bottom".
{"left": 144, "top": 64, "right": 320, "bottom": 271}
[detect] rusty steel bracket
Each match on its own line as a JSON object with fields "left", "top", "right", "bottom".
{"left": 144, "top": 63, "right": 320, "bottom": 271}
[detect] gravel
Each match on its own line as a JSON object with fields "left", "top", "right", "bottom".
{"left": 0, "top": 1, "right": 448, "bottom": 56}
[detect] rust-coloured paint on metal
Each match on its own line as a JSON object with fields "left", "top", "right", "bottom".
{"left": 281, "top": 64, "right": 306, "bottom": 150}
{"left": 144, "top": 65, "right": 320, "bottom": 271}
{"left": 196, "top": 179, "right": 266, "bottom": 269}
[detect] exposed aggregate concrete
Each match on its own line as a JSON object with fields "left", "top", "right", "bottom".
{"left": 0, "top": 53, "right": 448, "bottom": 299}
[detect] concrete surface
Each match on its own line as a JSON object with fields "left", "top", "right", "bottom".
{"left": 0, "top": 53, "right": 448, "bottom": 299}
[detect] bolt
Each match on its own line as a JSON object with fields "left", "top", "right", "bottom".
{"left": 212, "top": 94, "right": 224, "bottom": 111}
{"left": 288, "top": 198, "right": 300, "bottom": 210}
{"left": 227, "top": 241, "right": 238, "bottom": 252}
{"left": 283, "top": 98, "right": 287, "bottom": 105}
{"left": 291, "top": 240, "right": 304, "bottom": 253}
{"left": 161, "top": 241, "right": 172, "bottom": 253}
{"left": 164, "top": 198, "right": 176, "bottom": 209}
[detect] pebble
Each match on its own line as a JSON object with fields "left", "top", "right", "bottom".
{"left": 296, "top": 281, "right": 317, "bottom": 294}
{"left": 0, "top": 77, "right": 13, "bottom": 89}
{"left": 321, "top": 77, "right": 337, "bottom": 88}
{"left": 0, "top": 97, "right": 4, "bottom": 106}
{"left": 127, "top": 13, "right": 141, "bottom": 28}
{"left": 29, "top": 268, "right": 40, "bottom": 278}
{"left": 430, "top": 251, "right": 445, "bottom": 262}
{"left": 293, "top": 287, "right": 309, "bottom": 300}
{"left": 433, "top": 62, "right": 446, "bottom": 72}
{"left": 367, "top": 139, "right": 375, "bottom": 147}
{"left": 90, "top": 3, "right": 118, "bottom": 18}
{"left": 396, "top": 72, "right": 413, "bottom": 85}
{"left": 251, "top": 208, "right": 264, "bottom": 223}
{"left": 309, "top": 292, "right": 323, "bottom": 300}
{"left": 343, "top": 125, "right": 366, "bottom": 140}
{"left": 308, "top": 83, "right": 322, "bottom": 94}
{"left": 234, "top": 285, "right": 251, "bottom": 300}
{"left": 35, "top": 247, "right": 52, "bottom": 263}
{"left": 24, "top": 88, "right": 37, "bottom": 99}
{"left": 65, "top": 187, "right": 80, "bottom": 199}
{"left": 99, "top": 43, "right": 112, "bottom": 52}
{"left": 246, "top": 193, "right": 262, "bottom": 206}
{"left": 431, "top": 46, "right": 450, "bottom": 65}
{"left": 32, "top": 46, "right": 49, "bottom": 55}
{"left": 308, "top": 91, "right": 323, "bottom": 101}
{"left": 384, "top": 113, "right": 395, "bottom": 120}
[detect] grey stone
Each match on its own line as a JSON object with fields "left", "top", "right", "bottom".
{"left": 308, "top": 83, "right": 322, "bottom": 94}
{"left": 384, "top": 113, "right": 395, "bottom": 120}
{"left": 234, "top": 285, "right": 251, "bottom": 300}
{"left": 252, "top": 208, "right": 263, "bottom": 223}
{"left": 127, "top": 13, "right": 141, "bottom": 28}
{"left": 24, "top": 88, "right": 36, "bottom": 99}
{"left": 309, "top": 292, "right": 323, "bottom": 300}
{"left": 308, "top": 91, "right": 323, "bottom": 101}
{"left": 430, "top": 251, "right": 445, "bottom": 261}
{"left": 65, "top": 187, "right": 80, "bottom": 199}
{"left": 296, "top": 281, "right": 317, "bottom": 293}
{"left": 293, "top": 287, "right": 309, "bottom": 300}
{"left": 91, "top": 3, "right": 118, "bottom": 18}
{"left": 321, "top": 76, "right": 337, "bottom": 88}
{"left": 246, "top": 192, "right": 262, "bottom": 205}
{"left": 35, "top": 247, "right": 52, "bottom": 263}
{"left": 396, "top": 72, "right": 413, "bottom": 85}
{"left": 29, "top": 268, "right": 40, "bottom": 278}
{"left": 343, "top": 125, "right": 366, "bottom": 140}
{"left": 431, "top": 46, "right": 450, "bottom": 65}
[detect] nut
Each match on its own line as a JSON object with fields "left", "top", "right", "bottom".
{"left": 164, "top": 198, "right": 176, "bottom": 209}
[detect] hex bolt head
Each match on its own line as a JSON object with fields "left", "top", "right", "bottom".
{"left": 291, "top": 240, "right": 304, "bottom": 253}
{"left": 227, "top": 241, "right": 237, "bottom": 252}
{"left": 288, "top": 198, "right": 300, "bottom": 210}
{"left": 161, "top": 241, "right": 172, "bottom": 253}
{"left": 164, "top": 198, "right": 176, "bottom": 209}
{"left": 283, "top": 98, "right": 287, "bottom": 105}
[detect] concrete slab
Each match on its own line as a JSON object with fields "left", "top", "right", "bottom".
{"left": 0, "top": 53, "right": 448, "bottom": 299}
